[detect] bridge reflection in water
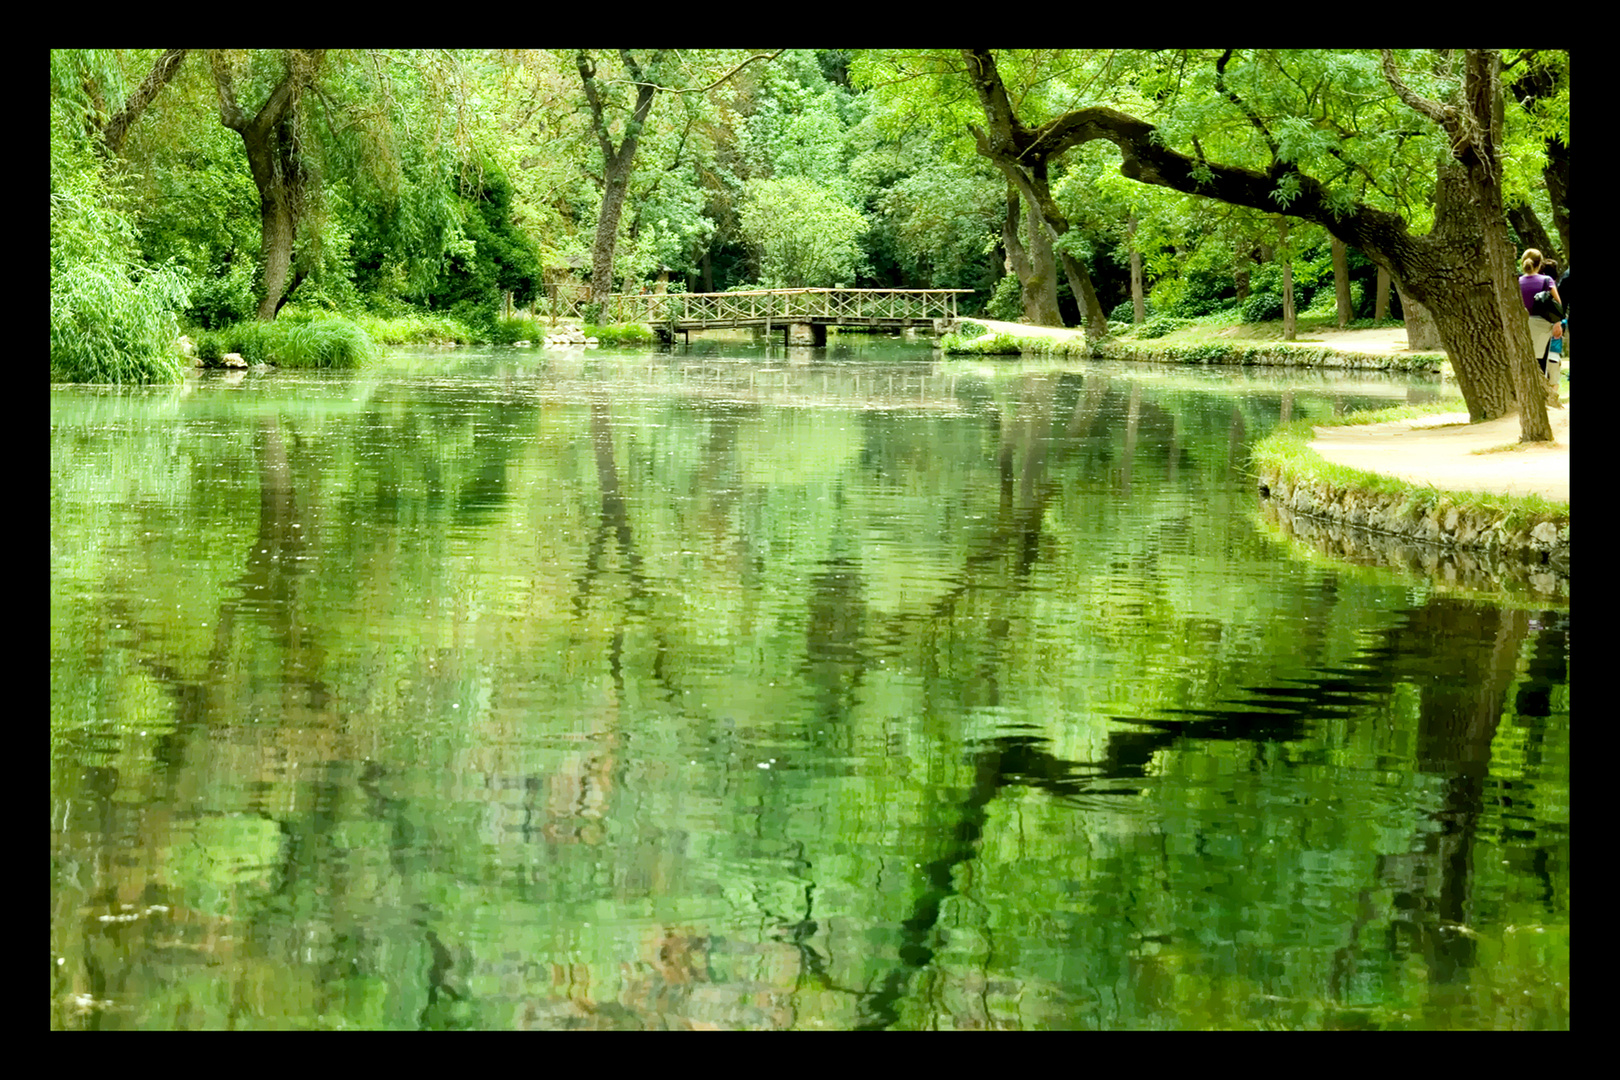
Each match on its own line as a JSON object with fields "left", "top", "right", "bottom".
{"left": 599, "top": 288, "right": 974, "bottom": 345}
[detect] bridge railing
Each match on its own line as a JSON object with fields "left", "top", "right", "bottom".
{"left": 600, "top": 288, "right": 972, "bottom": 327}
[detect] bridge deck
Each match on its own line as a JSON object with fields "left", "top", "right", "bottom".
{"left": 599, "top": 288, "right": 972, "bottom": 335}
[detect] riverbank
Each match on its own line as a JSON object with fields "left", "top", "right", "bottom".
{"left": 1251, "top": 405, "right": 1569, "bottom": 578}
{"left": 954, "top": 316, "right": 1570, "bottom": 579}
{"left": 950, "top": 317, "right": 1447, "bottom": 372}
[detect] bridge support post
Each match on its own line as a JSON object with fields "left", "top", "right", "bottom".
{"left": 789, "top": 322, "right": 826, "bottom": 347}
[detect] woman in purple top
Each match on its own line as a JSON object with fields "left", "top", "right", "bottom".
{"left": 1519, "top": 249, "right": 1563, "bottom": 376}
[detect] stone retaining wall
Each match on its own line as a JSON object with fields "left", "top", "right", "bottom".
{"left": 1257, "top": 466, "right": 1569, "bottom": 576}
{"left": 1259, "top": 499, "right": 1569, "bottom": 599}
{"left": 1092, "top": 339, "right": 1446, "bottom": 372}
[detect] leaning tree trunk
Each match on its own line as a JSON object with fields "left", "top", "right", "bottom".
{"left": 246, "top": 120, "right": 299, "bottom": 321}
{"left": 1056, "top": 249, "right": 1109, "bottom": 338}
{"left": 1332, "top": 235, "right": 1352, "bottom": 327}
{"left": 209, "top": 51, "right": 320, "bottom": 322}
{"left": 1002, "top": 186, "right": 1060, "bottom": 325}
{"left": 1129, "top": 213, "right": 1145, "bottom": 324}
{"left": 1393, "top": 278, "right": 1442, "bottom": 351}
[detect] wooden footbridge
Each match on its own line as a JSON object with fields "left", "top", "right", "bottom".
{"left": 597, "top": 288, "right": 974, "bottom": 345}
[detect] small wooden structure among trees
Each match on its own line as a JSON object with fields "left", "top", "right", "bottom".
{"left": 603, "top": 288, "right": 973, "bottom": 345}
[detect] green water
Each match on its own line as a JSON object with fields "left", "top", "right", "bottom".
{"left": 50, "top": 339, "right": 1569, "bottom": 1029}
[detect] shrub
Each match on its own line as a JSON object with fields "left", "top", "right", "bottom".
{"left": 196, "top": 331, "right": 224, "bottom": 363}
{"left": 1241, "top": 291, "right": 1286, "bottom": 323}
{"left": 492, "top": 315, "right": 545, "bottom": 345}
{"left": 985, "top": 274, "right": 1022, "bottom": 322}
{"left": 1108, "top": 298, "right": 1151, "bottom": 323}
{"left": 50, "top": 261, "right": 192, "bottom": 384}
{"left": 582, "top": 322, "right": 655, "bottom": 344}
{"left": 1135, "top": 314, "right": 1190, "bottom": 339}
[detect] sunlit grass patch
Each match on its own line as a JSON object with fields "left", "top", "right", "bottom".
{"left": 1251, "top": 404, "right": 1570, "bottom": 532}
{"left": 582, "top": 322, "right": 655, "bottom": 344}
{"left": 214, "top": 314, "right": 378, "bottom": 368}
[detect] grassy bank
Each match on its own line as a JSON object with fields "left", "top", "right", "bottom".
{"left": 942, "top": 311, "right": 1448, "bottom": 371}
{"left": 1250, "top": 403, "right": 1569, "bottom": 535}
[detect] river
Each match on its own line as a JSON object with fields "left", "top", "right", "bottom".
{"left": 50, "top": 336, "right": 1569, "bottom": 1029}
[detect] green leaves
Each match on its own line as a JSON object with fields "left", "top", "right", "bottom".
{"left": 739, "top": 176, "right": 868, "bottom": 288}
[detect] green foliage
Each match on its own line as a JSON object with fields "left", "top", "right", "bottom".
{"left": 422, "top": 161, "right": 543, "bottom": 324}
{"left": 581, "top": 322, "right": 656, "bottom": 344}
{"left": 185, "top": 260, "right": 259, "bottom": 329}
{"left": 491, "top": 315, "right": 544, "bottom": 345}
{"left": 50, "top": 100, "right": 192, "bottom": 384}
{"left": 985, "top": 274, "right": 1023, "bottom": 321}
{"left": 739, "top": 176, "right": 868, "bottom": 288}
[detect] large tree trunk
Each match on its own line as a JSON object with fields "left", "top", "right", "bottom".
{"left": 1024, "top": 193, "right": 1063, "bottom": 325}
{"left": 578, "top": 51, "right": 665, "bottom": 308}
{"left": 1394, "top": 278, "right": 1443, "bottom": 351}
{"left": 997, "top": 177, "right": 1058, "bottom": 325}
{"left": 1331, "top": 235, "right": 1352, "bottom": 327}
{"left": 209, "top": 51, "right": 321, "bottom": 321}
{"left": 964, "top": 55, "right": 1108, "bottom": 337}
{"left": 248, "top": 114, "right": 301, "bottom": 321}
{"left": 1129, "top": 213, "right": 1145, "bottom": 323}
{"left": 1002, "top": 187, "right": 1060, "bottom": 325}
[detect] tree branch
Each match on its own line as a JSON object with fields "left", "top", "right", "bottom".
{"left": 209, "top": 50, "right": 247, "bottom": 131}
{"left": 1215, "top": 50, "right": 1278, "bottom": 159}
{"left": 618, "top": 50, "right": 785, "bottom": 95}
{"left": 101, "top": 48, "right": 187, "bottom": 156}
{"left": 1380, "top": 50, "right": 1452, "bottom": 126}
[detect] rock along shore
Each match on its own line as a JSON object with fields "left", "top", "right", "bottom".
{"left": 1256, "top": 465, "right": 1568, "bottom": 576}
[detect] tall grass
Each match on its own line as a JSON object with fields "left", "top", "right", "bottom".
{"left": 492, "top": 315, "right": 544, "bottom": 345}
{"left": 51, "top": 113, "right": 192, "bottom": 385}
{"left": 216, "top": 314, "right": 377, "bottom": 369}
{"left": 352, "top": 311, "right": 475, "bottom": 346}
{"left": 50, "top": 260, "right": 192, "bottom": 384}
{"left": 582, "top": 322, "right": 655, "bottom": 344}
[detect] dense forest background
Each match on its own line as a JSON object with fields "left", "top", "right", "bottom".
{"left": 50, "top": 49, "right": 1568, "bottom": 382}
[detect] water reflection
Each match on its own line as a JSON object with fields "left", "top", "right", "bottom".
{"left": 51, "top": 344, "right": 1567, "bottom": 1029}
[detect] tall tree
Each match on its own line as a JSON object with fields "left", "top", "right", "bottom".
{"left": 954, "top": 47, "right": 1554, "bottom": 440}
{"left": 576, "top": 49, "right": 667, "bottom": 304}
{"left": 960, "top": 50, "right": 1109, "bottom": 337}
{"left": 575, "top": 49, "right": 783, "bottom": 304}
{"left": 208, "top": 49, "right": 326, "bottom": 320}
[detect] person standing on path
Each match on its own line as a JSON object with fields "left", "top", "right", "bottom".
{"left": 1519, "top": 249, "right": 1563, "bottom": 379}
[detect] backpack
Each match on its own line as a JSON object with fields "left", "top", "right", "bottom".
{"left": 1531, "top": 288, "right": 1565, "bottom": 323}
